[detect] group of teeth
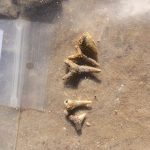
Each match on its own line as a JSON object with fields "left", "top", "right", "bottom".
{"left": 64, "top": 99, "right": 92, "bottom": 131}
{"left": 63, "top": 32, "right": 100, "bottom": 132}
{"left": 63, "top": 32, "right": 101, "bottom": 80}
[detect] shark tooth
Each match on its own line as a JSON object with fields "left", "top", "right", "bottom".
{"left": 78, "top": 32, "right": 98, "bottom": 60}
{"left": 64, "top": 99, "right": 92, "bottom": 111}
{"left": 69, "top": 113, "right": 87, "bottom": 131}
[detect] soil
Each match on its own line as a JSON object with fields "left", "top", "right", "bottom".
{"left": 0, "top": 0, "right": 150, "bottom": 150}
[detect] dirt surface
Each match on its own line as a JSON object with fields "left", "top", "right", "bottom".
{"left": 1, "top": 0, "right": 150, "bottom": 150}
{"left": 0, "top": 106, "right": 19, "bottom": 150}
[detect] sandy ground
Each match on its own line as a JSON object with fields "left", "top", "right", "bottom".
{"left": 0, "top": 0, "right": 150, "bottom": 149}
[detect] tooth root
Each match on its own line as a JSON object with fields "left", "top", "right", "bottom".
{"left": 63, "top": 32, "right": 101, "bottom": 80}
{"left": 68, "top": 53, "right": 81, "bottom": 60}
{"left": 79, "top": 65, "right": 101, "bottom": 73}
{"left": 68, "top": 52, "right": 100, "bottom": 68}
{"left": 69, "top": 113, "right": 87, "bottom": 131}
{"left": 64, "top": 59, "right": 78, "bottom": 69}
{"left": 75, "top": 100, "right": 92, "bottom": 107}
{"left": 62, "top": 72, "right": 75, "bottom": 80}
{"left": 80, "top": 54, "right": 100, "bottom": 67}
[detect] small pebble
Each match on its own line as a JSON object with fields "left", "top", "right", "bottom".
{"left": 63, "top": 127, "right": 67, "bottom": 131}
{"left": 64, "top": 110, "right": 69, "bottom": 116}
{"left": 114, "top": 110, "right": 118, "bottom": 115}
{"left": 94, "top": 95, "right": 97, "bottom": 100}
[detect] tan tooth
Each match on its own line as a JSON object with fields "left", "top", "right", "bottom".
{"left": 69, "top": 113, "right": 87, "bottom": 131}
{"left": 64, "top": 99, "right": 92, "bottom": 111}
{"left": 79, "top": 65, "right": 101, "bottom": 73}
{"left": 62, "top": 71, "right": 75, "bottom": 80}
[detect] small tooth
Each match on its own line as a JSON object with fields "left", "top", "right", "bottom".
{"left": 69, "top": 113, "right": 87, "bottom": 131}
{"left": 64, "top": 99, "right": 92, "bottom": 111}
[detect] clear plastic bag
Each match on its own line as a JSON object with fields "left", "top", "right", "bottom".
{"left": 0, "top": 20, "right": 23, "bottom": 108}
{"left": 0, "top": 19, "right": 52, "bottom": 110}
{"left": 20, "top": 21, "right": 52, "bottom": 110}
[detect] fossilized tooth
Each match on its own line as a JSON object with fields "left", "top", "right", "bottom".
{"left": 63, "top": 59, "right": 101, "bottom": 80}
{"left": 62, "top": 71, "right": 75, "bottom": 80}
{"left": 81, "top": 55, "right": 100, "bottom": 67}
{"left": 64, "top": 99, "right": 92, "bottom": 111}
{"left": 78, "top": 65, "right": 101, "bottom": 73}
{"left": 65, "top": 58, "right": 100, "bottom": 72}
{"left": 78, "top": 32, "right": 98, "bottom": 60}
{"left": 68, "top": 53, "right": 100, "bottom": 67}
{"left": 64, "top": 59, "right": 78, "bottom": 71}
{"left": 69, "top": 113, "right": 87, "bottom": 131}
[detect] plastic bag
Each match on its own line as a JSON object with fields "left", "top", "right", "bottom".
{"left": 0, "top": 19, "right": 52, "bottom": 110}
{"left": 0, "top": 20, "right": 22, "bottom": 108}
